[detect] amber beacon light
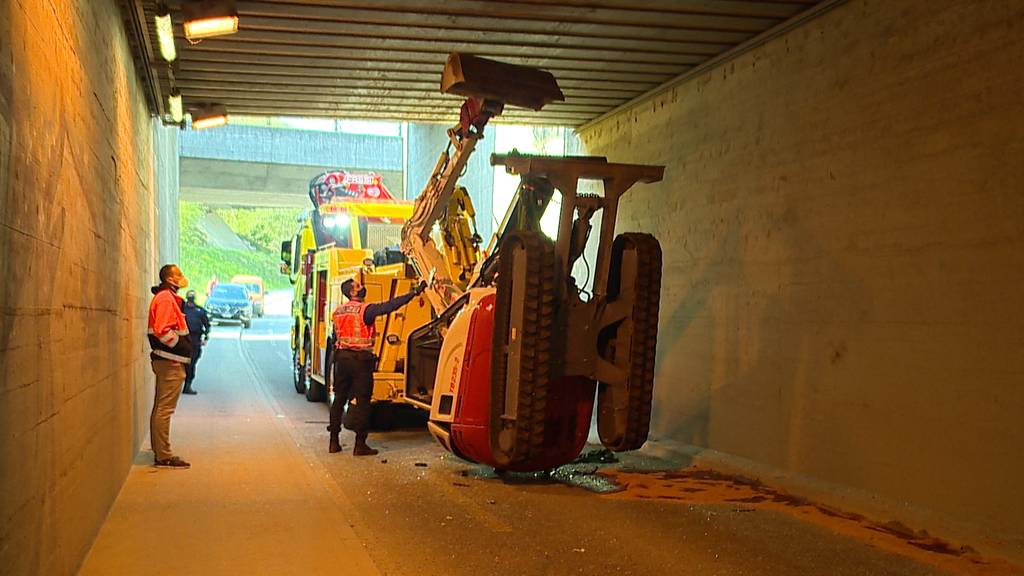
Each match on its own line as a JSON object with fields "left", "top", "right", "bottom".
{"left": 191, "top": 104, "right": 228, "bottom": 130}
{"left": 183, "top": 0, "right": 239, "bottom": 41}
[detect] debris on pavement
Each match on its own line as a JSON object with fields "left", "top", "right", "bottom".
{"left": 572, "top": 448, "right": 618, "bottom": 464}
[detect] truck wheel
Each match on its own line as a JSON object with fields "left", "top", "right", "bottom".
{"left": 305, "top": 339, "right": 327, "bottom": 402}
{"left": 598, "top": 233, "right": 662, "bottom": 451}
{"left": 489, "top": 230, "right": 558, "bottom": 467}
{"left": 293, "top": 339, "right": 307, "bottom": 394}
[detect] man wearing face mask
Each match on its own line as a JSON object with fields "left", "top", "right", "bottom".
{"left": 147, "top": 264, "right": 193, "bottom": 469}
{"left": 329, "top": 276, "right": 427, "bottom": 455}
{"left": 181, "top": 290, "right": 211, "bottom": 395}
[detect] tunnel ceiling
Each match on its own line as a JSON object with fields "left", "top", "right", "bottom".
{"left": 127, "top": 0, "right": 831, "bottom": 127}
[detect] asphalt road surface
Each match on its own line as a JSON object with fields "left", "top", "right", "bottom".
{"left": 190, "top": 314, "right": 956, "bottom": 576}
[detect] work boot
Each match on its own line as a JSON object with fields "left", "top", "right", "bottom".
{"left": 328, "top": 434, "right": 343, "bottom": 454}
{"left": 353, "top": 434, "right": 378, "bottom": 457}
{"left": 154, "top": 456, "right": 191, "bottom": 469}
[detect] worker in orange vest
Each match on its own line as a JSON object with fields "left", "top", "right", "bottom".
{"left": 147, "top": 264, "right": 193, "bottom": 469}
{"left": 329, "top": 277, "right": 426, "bottom": 455}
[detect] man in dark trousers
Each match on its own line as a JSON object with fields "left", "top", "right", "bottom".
{"left": 181, "top": 290, "right": 211, "bottom": 395}
{"left": 329, "top": 276, "right": 426, "bottom": 455}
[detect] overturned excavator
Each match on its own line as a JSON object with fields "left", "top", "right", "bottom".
{"left": 401, "top": 54, "right": 664, "bottom": 471}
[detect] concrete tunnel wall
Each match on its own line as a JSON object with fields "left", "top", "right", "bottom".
{"left": 579, "top": 0, "right": 1023, "bottom": 548}
{"left": 0, "top": 0, "right": 174, "bottom": 574}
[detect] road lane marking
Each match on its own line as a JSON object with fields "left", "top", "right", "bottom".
{"left": 208, "top": 332, "right": 289, "bottom": 341}
{"left": 237, "top": 326, "right": 513, "bottom": 534}
{"left": 237, "top": 338, "right": 387, "bottom": 564}
{"left": 234, "top": 338, "right": 384, "bottom": 575}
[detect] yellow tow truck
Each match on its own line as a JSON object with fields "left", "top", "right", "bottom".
{"left": 279, "top": 171, "right": 432, "bottom": 421}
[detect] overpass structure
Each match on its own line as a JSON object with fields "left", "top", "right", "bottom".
{"left": 178, "top": 123, "right": 405, "bottom": 207}
{"left": 176, "top": 120, "right": 497, "bottom": 238}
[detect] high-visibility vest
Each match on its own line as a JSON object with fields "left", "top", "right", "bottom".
{"left": 333, "top": 301, "right": 375, "bottom": 352}
{"left": 148, "top": 288, "right": 192, "bottom": 363}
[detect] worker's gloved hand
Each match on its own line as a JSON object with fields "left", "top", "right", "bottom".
{"left": 414, "top": 280, "right": 428, "bottom": 295}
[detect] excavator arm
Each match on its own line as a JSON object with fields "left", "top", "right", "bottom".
{"left": 400, "top": 117, "right": 488, "bottom": 315}
{"left": 400, "top": 53, "right": 564, "bottom": 315}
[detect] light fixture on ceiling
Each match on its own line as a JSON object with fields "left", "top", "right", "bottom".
{"left": 191, "top": 103, "right": 228, "bottom": 130}
{"left": 182, "top": 0, "right": 239, "bottom": 41}
{"left": 168, "top": 90, "right": 184, "bottom": 124}
{"left": 153, "top": 4, "right": 176, "bottom": 61}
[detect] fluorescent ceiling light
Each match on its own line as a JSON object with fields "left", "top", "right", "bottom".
{"left": 168, "top": 91, "right": 184, "bottom": 123}
{"left": 183, "top": 0, "right": 239, "bottom": 41}
{"left": 191, "top": 103, "right": 228, "bottom": 130}
{"left": 154, "top": 6, "right": 176, "bottom": 61}
{"left": 192, "top": 115, "right": 228, "bottom": 130}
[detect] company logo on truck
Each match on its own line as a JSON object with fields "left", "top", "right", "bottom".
{"left": 309, "top": 170, "right": 393, "bottom": 206}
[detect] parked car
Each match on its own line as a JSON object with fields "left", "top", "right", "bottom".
{"left": 206, "top": 283, "right": 253, "bottom": 328}
{"left": 230, "top": 274, "right": 265, "bottom": 317}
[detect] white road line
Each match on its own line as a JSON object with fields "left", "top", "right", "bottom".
{"left": 241, "top": 334, "right": 291, "bottom": 341}
{"left": 236, "top": 333, "right": 384, "bottom": 575}
{"left": 208, "top": 332, "right": 290, "bottom": 341}
{"left": 237, "top": 325, "right": 511, "bottom": 534}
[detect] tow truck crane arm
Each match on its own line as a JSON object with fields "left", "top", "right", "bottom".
{"left": 442, "top": 186, "right": 482, "bottom": 287}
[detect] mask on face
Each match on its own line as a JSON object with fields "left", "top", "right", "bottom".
{"left": 357, "top": 287, "right": 367, "bottom": 299}
{"left": 167, "top": 274, "right": 189, "bottom": 291}
{"left": 186, "top": 293, "right": 196, "bottom": 303}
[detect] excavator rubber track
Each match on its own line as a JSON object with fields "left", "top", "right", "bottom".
{"left": 489, "top": 231, "right": 558, "bottom": 466}
{"left": 599, "top": 232, "right": 662, "bottom": 451}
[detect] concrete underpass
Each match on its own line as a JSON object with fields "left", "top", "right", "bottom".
{"left": 2, "top": 1, "right": 1023, "bottom": 575}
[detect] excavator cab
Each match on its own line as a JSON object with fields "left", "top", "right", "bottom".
{"left": 402, "top": 54, "right": 665, "bottom": 471}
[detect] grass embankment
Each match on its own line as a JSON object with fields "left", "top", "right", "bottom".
{"left": 179, "top": 202, "right": 301, "bottom": 300}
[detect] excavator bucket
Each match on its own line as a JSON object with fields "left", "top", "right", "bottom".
{"left": 441, "top": 53, "right": 565, "bottom": 111}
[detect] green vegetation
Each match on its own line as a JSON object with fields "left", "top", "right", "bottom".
{"left": 217, "top": 206, "right": 300, "bottom": 252}
{"left": 179, "top": 201, "right": 300, "bottom": 299}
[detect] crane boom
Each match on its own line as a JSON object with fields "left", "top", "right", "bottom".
{"left": 400, "top": 53, "right": 564, "bottom": 315}
{"left": 401, "top": 124, "right": 485, "bottom": 314}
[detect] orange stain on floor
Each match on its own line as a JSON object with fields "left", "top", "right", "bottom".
{"left": 600, "top": 468, "right": 1022, "bottom": 576}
